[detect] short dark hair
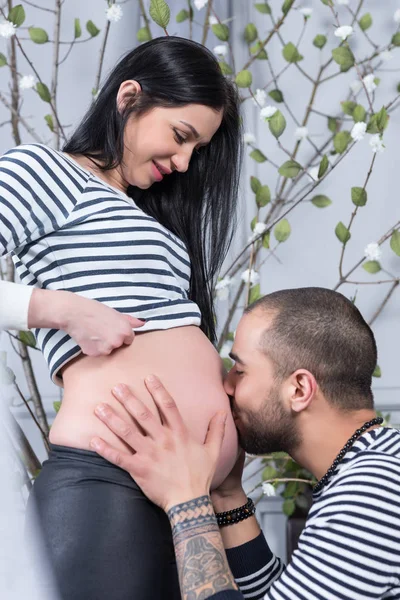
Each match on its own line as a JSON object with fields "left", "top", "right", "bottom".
{"left": 64, "top": 36, "right": 242, "bottom": 343}
{"left": 246, "top": 288, "right": 377, "bottom": 410}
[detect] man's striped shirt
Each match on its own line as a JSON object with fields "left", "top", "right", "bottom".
{"left": 214, "top": 426, "right": 400, "bottom": 600}
{"left": 0, "top": 144, "right": 201, "bottom": 385}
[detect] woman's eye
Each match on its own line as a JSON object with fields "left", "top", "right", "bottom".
{"left": 173, "top": 129, "right": 186, "bottom": 144}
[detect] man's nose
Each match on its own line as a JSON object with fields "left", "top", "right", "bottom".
{"left": 223, "top": 369, "right": 235, "bottom": 396}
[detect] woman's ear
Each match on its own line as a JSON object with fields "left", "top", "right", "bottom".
{"left": 116, "top": 80, "right": 142, "bottom": 113}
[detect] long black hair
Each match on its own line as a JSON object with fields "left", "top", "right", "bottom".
{"left": 64, "top": 36, "right": 242, "bottom": 343}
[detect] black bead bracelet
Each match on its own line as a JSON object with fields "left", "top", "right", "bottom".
{"left": 215, "top": 497, "right": 256, "bottom": 527}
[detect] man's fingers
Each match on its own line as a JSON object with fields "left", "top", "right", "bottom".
{"left": 204, "top": 411, "right": 227, "bottom": 457}
{"left": 94, "top": 402, "right": 145, "bottom": 450}
{"left": 143, "top": 375, "right": 186, "bottom": 432}
{"left": 90, "top": 437, "right": 137, "bottom": 473}
{"left": 111, "top": 384, "right": 163, "bottom": 436}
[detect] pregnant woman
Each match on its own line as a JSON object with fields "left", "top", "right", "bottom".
{"left": 0, "top": 37, "right": 242, "bottom": 599}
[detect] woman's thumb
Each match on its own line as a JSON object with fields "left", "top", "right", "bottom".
{"left": 126, "top": 315, "right": 146, "bottom": 327}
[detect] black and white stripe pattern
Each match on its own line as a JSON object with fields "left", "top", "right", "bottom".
{"left": 224, "top": 427, "right": 400, "bottom": 600}
{"left": 0, "top": 144, "right": 201, "bottom": 385}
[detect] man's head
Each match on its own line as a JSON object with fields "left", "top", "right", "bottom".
{"left": 224, "top": 287, "right": 377, "bottom": 455}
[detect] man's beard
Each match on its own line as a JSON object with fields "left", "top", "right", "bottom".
{"left": 233, "top": 384, "right": 301, "bottom": 456}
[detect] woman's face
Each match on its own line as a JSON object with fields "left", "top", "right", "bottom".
{"left": 119, "top": 103, "right": 223, "bottom": 189}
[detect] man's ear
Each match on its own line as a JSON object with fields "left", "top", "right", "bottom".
{"left": 286, "top": 369, "right": 317, "bottom": 413}
{"left": 116, "top": 80, "right": 142, "bottom": 113}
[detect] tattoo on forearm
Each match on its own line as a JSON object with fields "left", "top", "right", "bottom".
{"left": 167, "top": 496, "right": 238, "bottom": 600}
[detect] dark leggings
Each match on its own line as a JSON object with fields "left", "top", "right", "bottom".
{"left": 26, "top": 443, "right": 181, "bottom": 600}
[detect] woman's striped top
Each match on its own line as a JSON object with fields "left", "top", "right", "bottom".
{"left": 215, "top": 426, "right": 400, "bottom": 599}
{"left": 0, "top": 144, "right": 201, "bottom": 386}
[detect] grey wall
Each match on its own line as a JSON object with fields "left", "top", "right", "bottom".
{"left": 1, "top": 0, "right": 399, "bottom": 582}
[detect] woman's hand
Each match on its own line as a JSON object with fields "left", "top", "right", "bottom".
{"left": 90, "top": 375, "right": 227, "bottom": 512}
{"left": 28, "top": 288, "right": 145, "bottom": 356}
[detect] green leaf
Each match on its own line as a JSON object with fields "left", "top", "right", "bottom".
{"left": 36, "top": 82, "right": 51, "bottom": 103}
{"left": 8, "top": 4, "right": 25, "bottom": 26}
{"left": 262, "top": 466, "right": 278, "bottom": 480}
{"left": 335, "top": 222, "right": 351, "bottom": 244}
{"left": 149, "top": 0, "right": 170, "bottom": 28}
{"left": 359, "top": 12, "right": 372, "bottom": 31}
{"left": 249, "top": 283, "right": 261, "bottom": 304}
{"left": 29, "top": 27, "right": 49, "bottom": 44}
{"left": 250, "top": 216, "right": 258, "bottom": 231}
{"left": 19, "top": 330, "right": 36, "bottom": 348}
{"left": 282, "top": 0, "right": 294, "bottom": 15}
{"left": 256, "top": 185, "right": 271, "bottom": 207}
{"left": 137, "top": 26, "right": 151, "bottom": 42}
{"left": 268, "top": 89, "right": 284, "bottom": 103}
{"left": 212, "top": 23, "right": 230, "bottom": 41}
{"left": 250, "top": 41, "right": 268, "bottom": 59}
{"left": 235, "top": 70, "right": 252, "bottom": 88}
{"left": 250, "top": 149, "right": 267, "bottom": 163}
{"left": 269, "top": 110, "right": 286, "bottom": 138}
{"left": 392, "top": 32, "right": 400, "bottom": 47}
{"left": 282, "top": 42, "right": 303, "bottom": 63}
{"left": 226, "top": 332, "right": 235, "bottom": 342}
{"left": 250, "top": 176, "right": 261, "bottom": 194}
{"left": 86, "top": 20, "right": 100, "bottom": 37}
{"left": 219, "top": 60, "right": 233, "bottom": 75}
{"left": 274, "top": 219, "right": 291, "bottom": 242}
{"left": 366, "top": 114, "right": 379, "bottom": 134}
{"left": 351, "top": 187, "right": 367, "bottom": 207}
{"left": 44, "top": 114, "right": 54, "bottom": 132}
{"left": 333, "top": 130, "right": 351, "bottom": 154}
{"left": 74, "top": 18, "right": 81, "bottom": 39}
{"left": 262, "top": 230, "right": 270, "bottom": 249}
{"left": 282, "top": 498, "right": 296, "bottom": 517}
{"left": 372, "top": 365, "right": 381, "bottom": 378}
{"left": 278, "top": 160, "right": 302, "bottom": 178}
{"left": 332, "top": 47, "right": 355, "bottom": 71}
{"left": 176, "top": 8, "right": 189, "bottom": 22}
{"left": 283, "top": 481, "right": 298, "bottom": 498}
{"left": 222, "top": 357, "right": 233, "bottom": 372}
{"left": 320, "top": 0, "right": 333, "bottom": 5}
{"left": 390, "top": 230, "right": 400, "bottom": 256}
{"left": 311, "top": 194, "right": 332, "bottom": 208}
{"left": 363, "top": 260, "right": 381, "bottom": 274}
{"left": 255, "top": 3, "right": 271, "bottom": 14}
{"left": 313, "top": 34, "right": 327, "bottom": 49}
{"left": 341, "top": 101, "right": 357, "bottom": 116}
{"left": 353, "top": 104, "right": 366, "bottom": 123}
{"left": 328, "top": 117, "right": 339, "bottom": 133}
{"left": 376, "top": 106, "right": 389, "bottom": 132}
{"left": 244, "top": 23, "right": 258, "bottom": 43}
{"left": 53, "top": 401, "right": 61, "bottom": 413}
{"left": 0, "top": 53, "right": 7, "bottom": 67}
{"left": 318, "top": 155, "right": 329, "bottom": 178}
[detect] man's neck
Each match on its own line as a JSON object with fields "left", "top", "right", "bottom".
{"left": 291, "top": 408, "right": 379, "bottom": 481}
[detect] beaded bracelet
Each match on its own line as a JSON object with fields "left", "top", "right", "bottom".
{"left": 215, "top": 497, "right": 256, "bottom": 527}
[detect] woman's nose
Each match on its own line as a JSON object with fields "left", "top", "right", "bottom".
{"left": 171, "top": 151, "right": 191, "bottom": 173}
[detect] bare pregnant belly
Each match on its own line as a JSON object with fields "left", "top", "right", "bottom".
{"left": 49, "top": 326, "right": 238, "bottom": 488}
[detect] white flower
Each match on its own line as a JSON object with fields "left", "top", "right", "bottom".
{"left": 334, "top": 25, "right": 353, "bottom": 41}
{"left": 215, "top": 276, "right": 233, "bottom": 300}
{"left": 262, "top": 482, "right": 276, "bottom": 497}
{"left": 219, "top": 341, "right": 233, "bottom": 359}
{"left": 294, "top": 126, "right": 308, "bottom": 141}
{"left": 253, "top": 88, "right": 267, "bottom": 108}
{"left": 0, "top": 20, "right": 17, "bottom": 39}
{"left": 299, "top": 7, "right": 313, "bottom": 18}
{"left": 394, "top": 9, "right": 400, "bottom": 24}
{"left": 248, "top": 222, "right": 268, "bottom": 243}
{"left": 194, "top": 0, "right": 208, "bottom": 9}
{"left": 260, "top": 105, "right": 277, "bottom": 120}
{"left": 364, "top": 242, "right": 382, "bottom": 261}
{"left": 106, "top": 3, "right": 123, "bottom": 22}
{"left": 241, "top": 269, "right": 260, "bottom": 286}
{"left": 307, "top": 166, "right": 320, "bottom": 182}
{"left": 209, "top": 15, "right": 218, "bottom": 25}
{"left": 380, "top": 51, "right": 393, "bottom": 62}
{"left": 243, "top": 132, "right": 256, "bottom": 144}
{"left": 350, "top": 79, "right": 362, "bottom": 95}
{"left": 337, "top": 0, "right": 350, "bottom": 5}
{"left": 0, "top": 351, "right": 15, "bottom": 386}
{"left": 350, "top": 121, "right": 367, "bottom": 142}
{"left": 213, "top": 44, "right": 227, "bottom": 57}
{"left": 369, "top": 134, "right": 385, "bottom": 154}
{"left": 363, "top": 73, "right": 376, "bottom": 94}
{"left": 19, "top": 74, "right": 36, "bottom": 90}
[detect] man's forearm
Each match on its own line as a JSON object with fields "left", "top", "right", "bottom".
{"left": 211, "top": 490, "right": 262, "bottom": 549}
{"left": 167, "top": 495, "right": 239, "bottom": 599}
